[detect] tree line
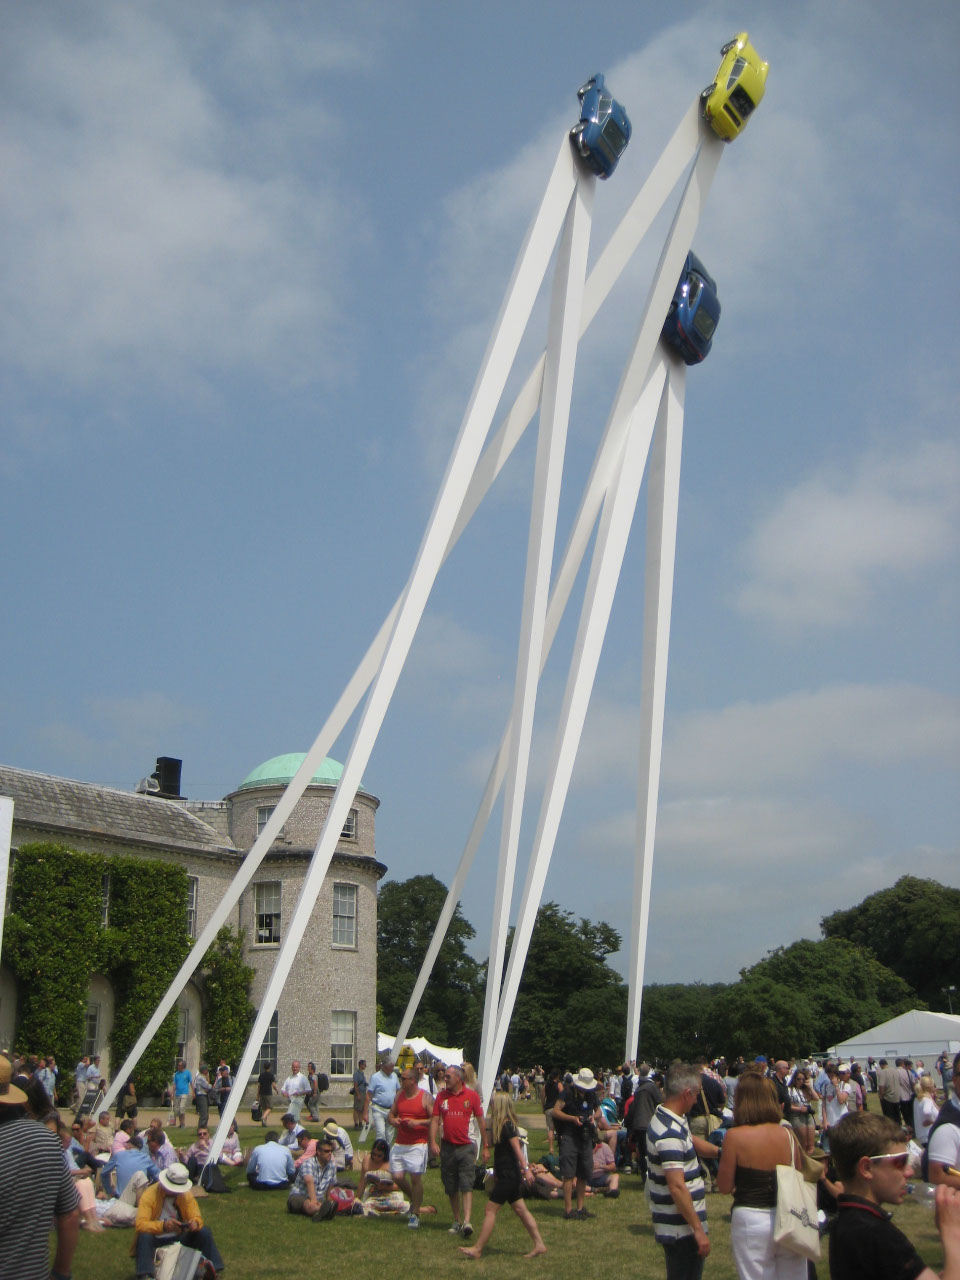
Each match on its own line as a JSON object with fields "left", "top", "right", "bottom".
{"left": 376, "top": 874, "right": 959, "bottom": 1066}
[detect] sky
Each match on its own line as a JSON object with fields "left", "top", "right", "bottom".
{"left": 2, "top": 0, "right": 958, "bottom": 993}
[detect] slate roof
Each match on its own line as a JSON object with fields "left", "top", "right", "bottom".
{"left": 0, "top": 764, "right": 238, "bottom": 859}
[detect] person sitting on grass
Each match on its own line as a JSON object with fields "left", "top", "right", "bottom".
{"left": 182, "top": 1128, "right": 212, "bottom": 1183}
{"left": 246, "top": 1130, "right": 295, "bottom": 1189}
{"left": 279, "top": 1112, "right": 306, "bottom": 1148}
{"left": 589, "top": 1135, "right": 620, "bottom": 1198}
{"left": 219, "top": 1121, "right": 244, "bottom": 1167}
{"left": 133, "top": 1162, "right": 224, "bottom": 1278}
{"left": 294, "top": 1129, "right": 318, "bottom": 1167}
{"left": 828, "top": 1111, "right": 960, "bottom": 1280}
{"left": 357, "top": 1139, "right": 409, "bottom": 1215}
{"left": 322, "top": 1116, "right": 355, "bottom": 1170}
{"left": 287, "top": 1136, "right": 338, "bottom": 1220}
{"left": 459, "top": 1092, "right": 546, "bottom": 1261}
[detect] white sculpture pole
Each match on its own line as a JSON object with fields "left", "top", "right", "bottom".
{"left": 105, "top": 109, "right": 703, "bottom": 1111}
{"left": 206, "top": 139, "right": 580, "bottom": 1161}
{"left": 0, "top": 797, "right": 12, "bottom": 964}
{"left": 483, "top": 378, "right": 668, "bottom": 1100}
{"left": 392, "top": 357, "right": 666, "bottom": 1063}
{"left": 485, "top": 131, "right": 724, "bottom": 1093}
{"left": 625, "top": 356, "right": 686, "bottom": 1060}
{"left": 478, "top": 171, "right": 595, "bottom": 1092}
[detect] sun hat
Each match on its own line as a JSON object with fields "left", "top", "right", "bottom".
{"left": 322, "top": 1119, "right": 341, "bottom": 1140}
{"left": 572, "top": 1067, "right": 598, "bottom": 1091}
{"left": 0, "top": 1056, "right": 27, "bottom": 1106}
{"left": 158, "top": 1162, "right": 192, "bottom": 1193}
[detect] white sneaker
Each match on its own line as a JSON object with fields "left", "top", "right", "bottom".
{"left": 448, "top": 1222, "right": 463, "bottom": 1234}
{"left": 408, "top": 1214, "right": 420, "bottom": 1229}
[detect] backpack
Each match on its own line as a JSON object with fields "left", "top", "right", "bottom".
{"left": 317, "top": 1073, "right": 330, "bottom": 1094}
{"left": 921, "top": 1099, "right": 960, "bottom": 1181}
{"left": 328, "top": 1185, "right": 358, "bottom": 1215}
{"left": 199, "top": 1162, "right": 230, "bottom": 1194}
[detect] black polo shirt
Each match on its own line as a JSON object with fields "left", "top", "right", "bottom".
{"left": 828, "top": 1194, "right": 926, "bottom": 1280}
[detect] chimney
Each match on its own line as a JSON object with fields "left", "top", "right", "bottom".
{"left": 152, "top": 757, "right": 183, "bottom": 799}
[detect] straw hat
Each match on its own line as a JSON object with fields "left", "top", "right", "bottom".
{"left": 0, "top": 1056, "right": 27, "bottom": 1106}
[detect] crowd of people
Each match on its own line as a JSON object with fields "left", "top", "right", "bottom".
{"left": 5, "top": 1044, "right": 960, "bottom": 1279}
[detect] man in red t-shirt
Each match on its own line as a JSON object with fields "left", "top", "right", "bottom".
{"left": 429, "top": 1064, "right": 489, "bottom": 1238}
{"left": 388, "top": 1069, "right": 434, "bottom": 1228}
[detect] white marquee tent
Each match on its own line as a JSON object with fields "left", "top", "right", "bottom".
{"left": 827, "top": 1009, "right": 960, "bottom": 1063}
{"left": 376, "top": 1032, "right": 463, "bottom": 1066}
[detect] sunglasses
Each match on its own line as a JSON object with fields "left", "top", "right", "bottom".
{"left": 867, "top": 1152, "right": 910, "bottom": 1169}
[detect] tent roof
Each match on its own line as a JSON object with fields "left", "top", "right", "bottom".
{"left": 377, "top": 1031, "right": 463, "bottom": 1066}
{"left": 828, "top": 1008, "right": 960, "bottom": 1054}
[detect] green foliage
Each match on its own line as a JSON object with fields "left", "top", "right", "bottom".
{"left": 5, "top": 843, "right": 192, "bottom": 1095}
{"left": 199, "top": 927, "right": 256, "bottom": 1069}
{"left": 377, "top": 875, "right": 482, "bottom": 1046}
{"left": 501, "top": 902, "right": 626, "bottom": 1068}
{"left": 637, "top": 983, "right": 729, "bottom": 1063}
{"left": 822, "top": 876, "right": 960, "bottom": 1008}
{"left": 4, "top": 844, "right": 107, "bottom": 1070}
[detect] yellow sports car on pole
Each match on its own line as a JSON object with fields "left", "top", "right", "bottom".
{"left": 701, "top": 32, "right": 768, "bottom": 140}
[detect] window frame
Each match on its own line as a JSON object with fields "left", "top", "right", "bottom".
{"left": 330, "top": 1010, "right": 356, "bottom": 1077}
{"left": 254, "top": 880, "right": 282, "bottom": 947}
{"left": 83, "top": 1003, "right": 101, "bottom": 1059}
{"left": 256, "top": 805, "right": 276, "bottom": 838}
{"left": 185, "top": 876, "right": 198, "bottom": 938}
{"left": 253, "top": 1010, "right": 279, "bottom": 1076}
{"left": 332, "top": 881, "right": 358, "bottom": 950}
{"left": 340, "top": 808, "right": 358, "bottom": 840}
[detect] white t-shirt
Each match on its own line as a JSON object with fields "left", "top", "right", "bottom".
{"left": 928, "top": 1113, "right": 960, "bottom": 1167}
{"left": 914, "top": 1095, "right": 939, "bottom": 1145}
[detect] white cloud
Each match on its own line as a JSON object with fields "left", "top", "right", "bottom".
{"left": 738, "top": 439, "right": 960, "bottom": 625}
{"left": 663, "top": 682, "right": 960, "bottom": 792}
{"left": 0, "top": 4, "right": 373, "bottom": 412}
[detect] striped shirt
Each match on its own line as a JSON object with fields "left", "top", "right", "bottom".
{"left": 292, "top": 1154, "right": 336, "bottom": 1200}
{"left": 646, "top": 1103, "right": 707, "bottom": 1244}
{"left": 0, "top": 1115, "right": 79, "bottom": 1280}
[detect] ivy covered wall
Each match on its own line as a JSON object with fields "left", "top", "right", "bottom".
{"left": 4, "top": 843, "right": 250, "bottom": 1095}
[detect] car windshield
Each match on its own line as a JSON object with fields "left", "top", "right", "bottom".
{"left": 726, "top": 57, "right": 746, "bottom": 90}
{"left": 693, "top": 306, "right": 716, "bottom": 341}
{"left": 600, "top": 116, "right": 626, "bottom": 156}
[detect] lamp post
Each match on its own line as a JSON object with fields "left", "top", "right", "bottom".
{"left": 943, "top": 985, "right": 956, "bottom": 1016}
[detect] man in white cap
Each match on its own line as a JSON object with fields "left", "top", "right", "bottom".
{"left": 551, "top": 1066, "right": 603, "bottom": 1220}
{"left": 0, "top": 1054, "right": 79, "bottom": 1280}
{"left": 134, "top": 1161, "right": 224, "bottom": 1278}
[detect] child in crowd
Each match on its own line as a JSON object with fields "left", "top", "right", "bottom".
{"left": 828, "top": 1112, "right": 960, "bottom": 1280}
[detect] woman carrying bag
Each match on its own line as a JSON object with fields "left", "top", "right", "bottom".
{"left": 717, "top": 1072, "right": 813, "bottom": 1279}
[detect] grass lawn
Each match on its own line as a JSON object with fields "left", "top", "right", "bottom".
{"left": 68, "top": 1107, "right": 945, "bottom": 1279}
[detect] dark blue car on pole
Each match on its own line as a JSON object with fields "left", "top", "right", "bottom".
{"left": 570, "top": 74, "right": 632, "bottom": 178}
{"left": 661, "top": 251, "right": 721, "bottom": 364}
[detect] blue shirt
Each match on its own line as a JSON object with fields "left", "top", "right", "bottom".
{"left": 174, "top": 1068, "right": 192, "bottom": 1097}
{"left": 368, "top": 1069, "right": 401, "bottom": 1110}
{"left": 246, "top": 1141, "right": 295, "bottom": 1185}
{"left": 101, "top": 1147, "right": 159, "bottom": 1196}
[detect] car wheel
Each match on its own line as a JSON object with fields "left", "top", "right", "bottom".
{"left": 569, "top": 122, "right": 587, "bottom": 156}
{"left": 577, "top": 78, "right": 595, "bottom": 101}
{"left": 700, "top": 83, "right": 716, "bottom": 103}
{"left": 720, "top": 38, "right": 737, "bottom": 55}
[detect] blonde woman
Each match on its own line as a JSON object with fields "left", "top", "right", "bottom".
{"left": 460, "top": 1092, "right": 546, "bottom": 1260}
{"left": 914, "top": 1075, "right": 939, "bottom": 1146}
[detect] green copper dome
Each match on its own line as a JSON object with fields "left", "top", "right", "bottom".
{"left": 237, "top": 753, "right": 365, "bottom": 793}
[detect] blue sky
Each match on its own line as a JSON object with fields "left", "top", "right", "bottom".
{"left": 2, "top": 0, "right": 958, "bottom": 989}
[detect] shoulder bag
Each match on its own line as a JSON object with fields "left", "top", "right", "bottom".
{"left": 773, "top": 1125, "right": 820, "bottom": 1261}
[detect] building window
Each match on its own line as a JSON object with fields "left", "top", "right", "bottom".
{"left": 341, "top": 808, "right": 358, "bottom": 840}
{"left": 254, "top": 1010, "right": 279, "bottom": 1075}
{"left": 185, "top": 877, "right": 198, "bottom": 938}
{"left": 84, "top": 1003, "right": 101, "bottom": 1058}
{"left": 332, "top": 883, "right": 357, "bottom": 948}
{"left": 255, "top": 881, "right": 282, "bottom": 945}
{"left": 256, "top": 805, "right": 276, "bottom": 837}
{"left": 101, "top": 872, "right": 110, "bottom": 928}
{"left": 176, "top": 1006, "right": 189, "bottom": 1065}
{"left": 330, "top": 1010, "right": 356, "bottom": 1076}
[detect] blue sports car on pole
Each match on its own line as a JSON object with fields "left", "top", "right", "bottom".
{"left": 570, "top": 74, "right": 632, "bottom": 178}
{"left": 661, "top": 251, "right": 721, "bottom": 364}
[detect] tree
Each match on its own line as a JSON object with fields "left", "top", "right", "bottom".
{"left": 822, "top": 876, "right": 960, "bottom": 1008}
{"left": 499, "top": 902, "right": 626, "bottom": 1067}
{"left": 715, "top": 937, "right": 918, "bottom": 1057}
{"left": 377, "top": 875, "right": 482, "bottom": 1047}
{"left": 637, "top": 983, "right": 729, "bottom": 1063}
{"left": 199, "top": 927, "right": 255, "bottom": 1068}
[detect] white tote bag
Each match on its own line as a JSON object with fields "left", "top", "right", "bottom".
{"left": 773, "top": 1127, "right": 820, "bottom": 1261}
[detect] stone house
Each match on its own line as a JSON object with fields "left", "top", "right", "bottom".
{"left": 0, "top": 754, "right": 384, "bottom": 1102}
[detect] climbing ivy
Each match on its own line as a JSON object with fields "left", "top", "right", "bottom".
{"left": 198, "top": 926, "right": 255, "bottom": 1069}
{"left": 6, "top": 843, "right": 189, "bottom": 1095}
